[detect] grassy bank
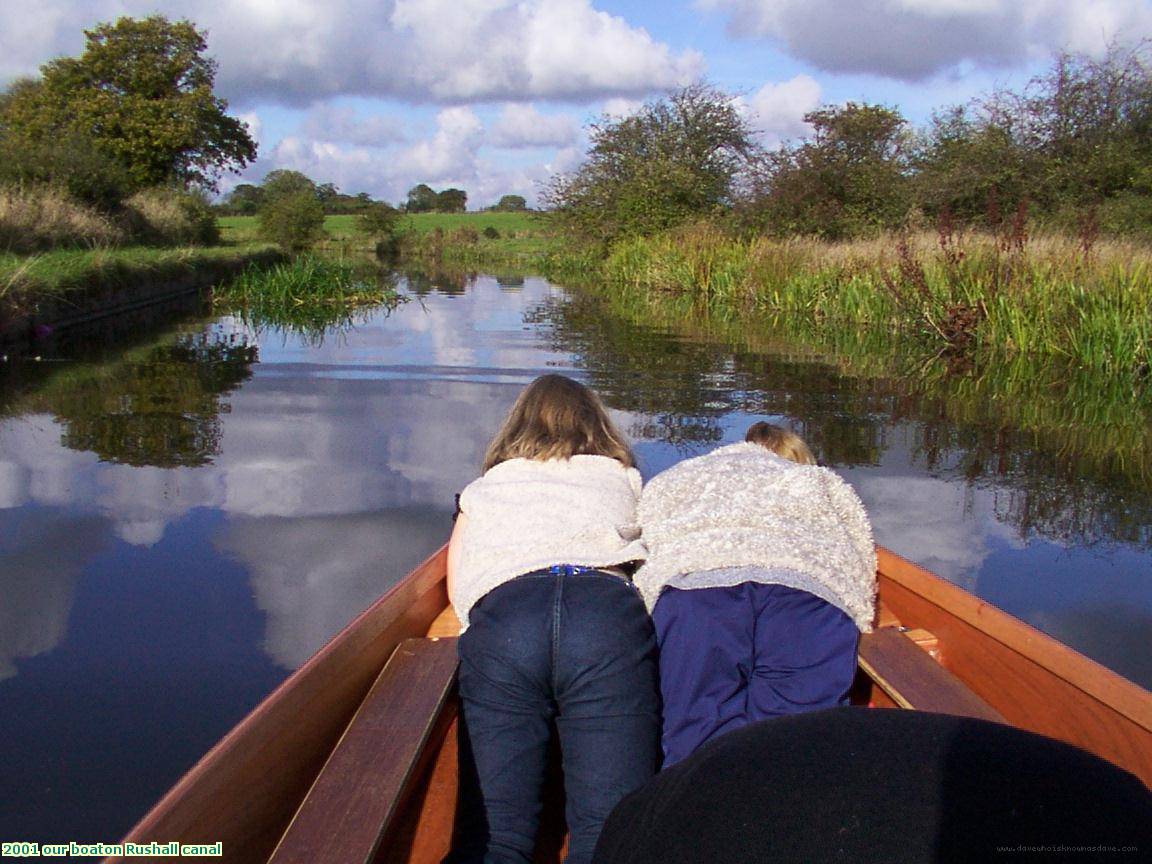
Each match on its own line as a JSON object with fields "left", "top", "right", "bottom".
{"left": 218, "top": 211, "right": 561, "bottom": 268}
{"left": 0, "top": 245, "right": 283, "bottom": 343}
{"left": 594, "top": 226, "right": 1152, "bottom": 384}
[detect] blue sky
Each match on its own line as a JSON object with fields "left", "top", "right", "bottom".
{"left": 3, "top": 1, "right": 1151, "bottom": 207}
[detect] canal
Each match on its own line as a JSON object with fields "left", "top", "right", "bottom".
{"left": 1, "top": 270, "right": 1150, "bottom": 846}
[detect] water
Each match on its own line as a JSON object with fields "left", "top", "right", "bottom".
{"left": 1, "top": 272, "right": 1150, "bottom": 846}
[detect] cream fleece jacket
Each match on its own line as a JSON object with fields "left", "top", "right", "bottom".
{"left": 636, "top": 442, "right": 876, "bottom": 631}
{"left": 451, "top": 455, "right": 646, "bottom": 629}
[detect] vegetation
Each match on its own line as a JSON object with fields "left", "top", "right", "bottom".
{"left": 257, "top": 183, "right": 327, "bottom": 251}
{"left": 0, "top": 16, "right": 255, "bottom": 193}
{"left": 593, "top": 224, "right": 1152, "bottom": 387}
{"left": 403, "top": 184, "right": 469, "bottom": 213}
{"left": 744, "top": 103, "right": 911, "bottom": 240}
{"left": 491, "top": 195, "right": 528, "bottom": 212}
{"left": 545, "top": 83, "right": 758, "bottom": 245}
{"left": 211, "top": 256, "right": 407, "bottom": 339}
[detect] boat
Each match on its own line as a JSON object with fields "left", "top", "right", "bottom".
{"left": 109, "top": 544, "right": 1152, "bottom": 863}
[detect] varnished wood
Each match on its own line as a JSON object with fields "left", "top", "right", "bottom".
{"left": 858, "top": 628, "right": 1005, "bottom": 722}
{"left": 110, "top": 546, "right": 450, "bottom": 864}
{"left": 269, "top": 638, "right": 459, "bottom": 864}
{"left": 375, "top": 717, "right": 461, "bottom": 864}
{"left": 877, "top": 547, "right": 1152, "bottom": 787}
{"left": 427, "top": 605, "right": 463, "bottom": 638}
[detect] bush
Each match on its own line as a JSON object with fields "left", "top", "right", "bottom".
{"left": 451, "top": 226, "right": 480, "bottom": 244}
{"left": 483, "top": 226, "right": 500, "bottom": 239}
{"left": 0, "top": 132, "right": 131, "bottom": 211}
{"left": 124, "top": 187, "right": 220, "bottom": 245}
{"left": 356, "top": 201, "right": 400, "bottom": 238}
{"left": 0, "top": 185, "right": 124, "bottom": 252}
{"left": 258, "top": 191, "right": 326, "bottom": 250}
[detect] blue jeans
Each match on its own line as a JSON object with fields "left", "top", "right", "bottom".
{"left": 451, "top": 569, "right": 661, "bottom": 864}
{"left": 654, "top": 582, "right": 860, "bottom": 767}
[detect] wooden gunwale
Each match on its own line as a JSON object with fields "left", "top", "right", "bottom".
{"left": 876, "top": 546, "right": 1152, "bottom": 787}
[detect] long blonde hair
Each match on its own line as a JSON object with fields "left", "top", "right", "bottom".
{"left": 483, "top": 374, "right": 635, "bottom": 471}
{"left": 745, "top": 421, "right": 816, "bottom": 465}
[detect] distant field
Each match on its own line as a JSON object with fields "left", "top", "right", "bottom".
{"left": 218, "top": 211, "right": 547, "bottom": 245}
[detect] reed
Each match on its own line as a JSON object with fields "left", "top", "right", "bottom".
{"left": 599, "top": 227, "right": 1152, "bottom": 383}
{"left": 211, "top": 255, "right": 407, "bottom": 339}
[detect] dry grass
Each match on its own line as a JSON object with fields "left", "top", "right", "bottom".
{"left": 0, "top": 186, "right": 123, "bottom": 253}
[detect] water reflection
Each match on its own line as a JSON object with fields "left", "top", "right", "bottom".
{"left": 0, "top": 509, "right": 107, "bottom": 680}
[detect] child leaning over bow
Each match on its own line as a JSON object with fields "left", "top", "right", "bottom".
{"left": 445, "top": 374, "right": 660, "bottom": 864}
{"left": 636, "top": 422, "right": 876, "bottom": 767}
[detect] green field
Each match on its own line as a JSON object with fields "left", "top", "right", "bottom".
{"left": 218, "top": 211, "right": 548, "bottom": 245}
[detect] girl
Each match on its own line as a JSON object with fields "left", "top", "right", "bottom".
{"left": 635, "top": 422, "right": 876, "bottom": 767}
{"left": 446, "top": 374, "right": 660, "bottom": 864}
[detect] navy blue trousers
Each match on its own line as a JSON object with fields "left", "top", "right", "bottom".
{"left": 653, "top": 582, "right": 859, "bottom": 767}
{"left": 451, "top": 570, "right": 661, "bottom": 864}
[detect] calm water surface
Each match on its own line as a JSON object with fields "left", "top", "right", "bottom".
{"left": 1, "top": 272, "right": 1150, "bottom": 845}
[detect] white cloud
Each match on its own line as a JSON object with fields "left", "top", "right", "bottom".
{"left": 698, "top": 0, "right": 1152, "bottom": 80}
{"left": 601, "top": 97, "right": 646, "bottom": 119}
{"left": 491, "top": 104, "right": 579, "bottom": 149}
{"left": 741, "top": 74, "right": 822, "bottom": 147}
{"left": 301, "top": 104, "right": 405, "bottom": 147}
{"left": 394, "top": 107, "right": 485, "bottom": 182}
{"left": 0, "top": 1, "right": 703, "bottom": 106}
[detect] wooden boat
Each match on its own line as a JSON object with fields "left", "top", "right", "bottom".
{"left": 110, "top": 545, "right": 1152, "bottom": 863}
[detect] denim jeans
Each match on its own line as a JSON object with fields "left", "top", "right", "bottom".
{"left": 450, "top": 569, "right": 661, "bottom": 864}
{"left": 654, "top": 582, "right": 859, "bottom": 767}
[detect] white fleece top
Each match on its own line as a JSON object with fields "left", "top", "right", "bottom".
{"left": 451, "top": 455, "right": 646, "bottom": 629}
{"left": 636, "top": 442, "right": 877, "bottom": 631}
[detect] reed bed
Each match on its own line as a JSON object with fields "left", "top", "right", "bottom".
{"left": 211, "top": 255, "right": 407, "bottom": 338}
{"left": 601, "top": 226, "right": 1152, "bottom": 383}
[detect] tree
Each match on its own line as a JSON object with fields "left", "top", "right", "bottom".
{"left": 744, "top": 103, "right": 912, "bottom": 239}
{"left": 357, "top": 201, "right": 400, "bottom": 237}
{"left": 224, "top": 183, "right": 265, "bottom": 215}
{"left": 436, "top": 188, "right": 468, "bottom": 212}
{"left": 405, "top": 183, "right": 437, "bottom": 213}
{"left": 0, "top": 16, "right": 256, "bottom": 191}
{"left": 259, "top": 191, "right": 325, "bottom": 250}
{"left": 493, "top": 194, "right": 528, "bottom": 211}
{"left": 545, "top": 84, "right": 758, "bottom": 243}
{"left": 260, "top": 169, "right": 318, "bottom": 204}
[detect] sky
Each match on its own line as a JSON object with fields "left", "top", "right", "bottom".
{"left": 2, "top": 0, "right": 1151, "bottom": 208}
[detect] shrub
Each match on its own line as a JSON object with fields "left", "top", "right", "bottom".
{"left": 483, "top": 226, "right": 500, "bottom": 239}
{"left": 0, "top": 185, "right": 123, "bottom": 252}
{"left": 258, "top": 191, "right": 326, "bottom": 250}
{"left": 356, "top": 201, "right": 400, "bottom": 238}
{"left": 0, "top": 131, "right": 131, "bottom": 211}
{"left": 451, "top": 226, "right": 480, "bottom": 244}
{"left": 124, "top": 187, "right": 220, "bottom": 245}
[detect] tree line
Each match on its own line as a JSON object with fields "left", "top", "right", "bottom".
{"left": 548, "top": 45, "right": 1152, "bottom": 244}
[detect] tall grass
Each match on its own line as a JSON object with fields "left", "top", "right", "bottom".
{"left": 211, "top": 255, "right": 407, "bottom": 339}
{"left": 600, "top": 225, "right": 1152, "bottom": 384}
{"left": 0, "top": 186, "right": 124, "bottom": 252}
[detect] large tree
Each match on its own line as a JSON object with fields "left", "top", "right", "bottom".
{"left": 435, "top": 188, "right": 468, "bottom": 212}
{"left": 745, "top": 103, "right": 912, "bottom": 239}
{"left": 545, "top": 84, "right": 758, "bottom": 243}
{"left": 1, "top": 15, "right": 255, "bottom": 191}
{"left": 405, "top": 183, "right": 438, "bottom": 213}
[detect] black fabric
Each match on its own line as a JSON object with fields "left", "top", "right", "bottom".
{"left": 593, "top": 707, "right": 1152, "bottom": 864}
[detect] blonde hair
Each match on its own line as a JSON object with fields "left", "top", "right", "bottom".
{"left": 745, "top": 422, "right": 816, "bottom": 465}
{"left": 483, "top": 374, "right": 635, "bottom": 471}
